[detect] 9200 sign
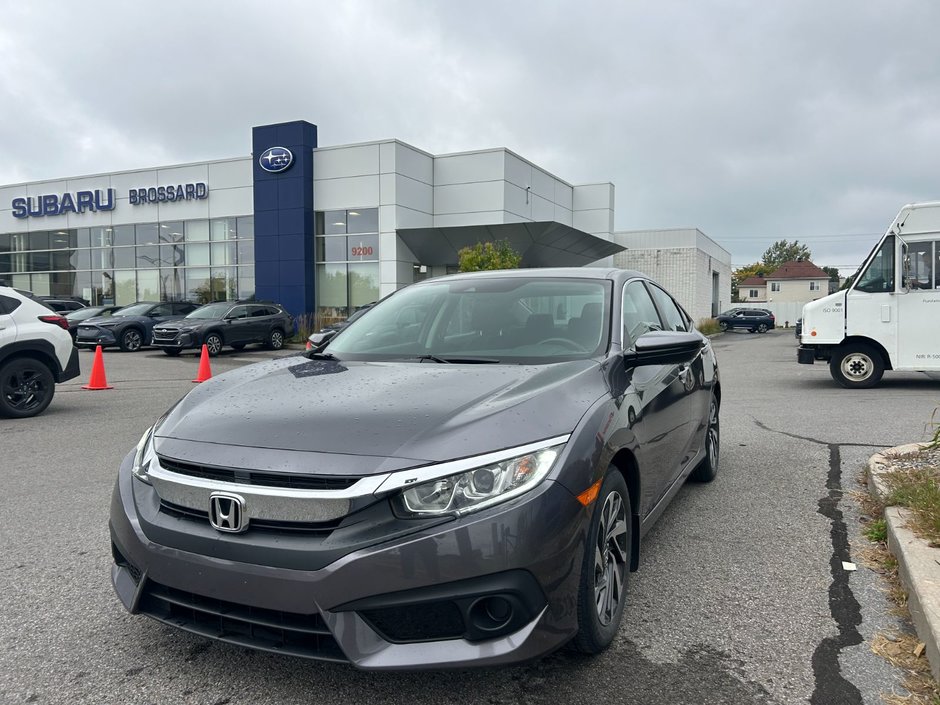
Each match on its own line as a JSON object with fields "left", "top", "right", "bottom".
{"left": 351, "top": 246, "right": 374, "bottom": 256}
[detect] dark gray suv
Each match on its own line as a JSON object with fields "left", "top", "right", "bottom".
{"left": 109, "top": 268, "right": 720, "bottom": 669}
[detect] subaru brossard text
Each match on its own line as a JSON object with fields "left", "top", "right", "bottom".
{"left": 109, "top": 268, "right": 720, "bottom": 670}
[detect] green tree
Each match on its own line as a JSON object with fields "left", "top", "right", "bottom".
{"left": 457, "top": 240, "right": 522, "bottom": 272}
{"left": 761, "top": 240, "right": 812, "bottom": 271}
{"left": 821, "top": 266, "right": 840, "bottom": 282}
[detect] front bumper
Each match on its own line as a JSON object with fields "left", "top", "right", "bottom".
{"left": 109, "top": 452, "right": 587, "bottom": 669}
{"left": 797, "top": 345, "right": 818, "bottom": 365}
{"left": 152, "top": 332, "right": 196, "bottom": 350}
{"left": 76, "top": 328, "right": 117, "bottom": 347}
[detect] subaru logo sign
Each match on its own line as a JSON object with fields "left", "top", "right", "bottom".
{"left": 259, "top": 146, "right": 294, "bottom": 173}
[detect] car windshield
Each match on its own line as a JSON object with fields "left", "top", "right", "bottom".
{"left": 185, "top": 302, "right": 232, "bottom": 319}
{"left": 66, "top": 307, "right": 109, "bottom": 321}
{"left": 113, "top": 303, "right": 152, "bottom": 317}
{"left": 326, "top": 276, "right": 610, "bottom": 363}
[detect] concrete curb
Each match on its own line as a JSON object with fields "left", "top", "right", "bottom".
{"left": 867, "top": 443, "right": 940, "bottom": 681}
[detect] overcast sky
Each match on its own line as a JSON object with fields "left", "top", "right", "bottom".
{"left": 2, "top": 0, "right": 939, "bottom": 273}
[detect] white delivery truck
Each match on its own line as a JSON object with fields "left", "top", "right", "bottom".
{"left": 797, "top": 201, "right": 940, "bottom": 388}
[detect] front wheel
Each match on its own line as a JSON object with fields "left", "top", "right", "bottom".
{"left": 204, "top": 333, "right": 224, "bottom": 357}
{"left": 0, "top": 358, "right": 55, "bottom": 418}
{"left": 119, "top": 328, "right": 143, "bottom": 352}
{"left": 829, "top": 343, "right": 884, "bottom": 389}
{"left": 571, "top": 470, "right": 631, "bottom": 654}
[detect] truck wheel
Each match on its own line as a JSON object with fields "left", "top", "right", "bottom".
{"left": 829, "top": 344, "right": 884, "bottom": 389}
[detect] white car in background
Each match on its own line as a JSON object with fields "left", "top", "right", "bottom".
{"left": 0, "top": 286, "right": 80, "bottom": 418}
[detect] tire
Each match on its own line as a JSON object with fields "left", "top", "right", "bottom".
{"left": 162, "top": 349, "right": 181, "bottom": 357}
{"left": 230, "top": 343, "right": 246, "bottom": 351}
{"left": 829, "top": 343, "right": 884, "bottom": 389}
{"left": 119, "top": 328, "right": 143, "bottom": 352}
{"left": 571, "top": 470, "right": 631, "bottom": 654}
{"left": 204, "top": 333, "right": 224, "bottom": 357}
{"left": 756, "top": 323, "right": 768, "bottom": 333}
{"left": 689, "top": 395, "right": 719, "bottom": 482}
{"left": 718, "top": 321, "right": 728, "bottom": 332}
{"left": 266, "top": 328, "right": 285, "bottom": 351}
{"left": 0, "top": 358, "right": 56, "bottom": 419}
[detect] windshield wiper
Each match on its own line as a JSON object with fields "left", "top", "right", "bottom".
{"left": 304, "top": 350, "right": 338, "bottom": 361}
{"left": 413, "top": 355, "right": 500, "bottom": 364}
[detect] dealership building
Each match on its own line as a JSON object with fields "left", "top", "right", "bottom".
{"left": 0, "top": 120, "right": 631, "bottom": 322}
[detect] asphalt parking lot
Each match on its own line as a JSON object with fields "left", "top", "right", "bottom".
{"left": 2, "top": 332, "right": 939, "bottom": 705}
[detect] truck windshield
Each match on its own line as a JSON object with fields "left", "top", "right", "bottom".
{"left": 854, "top": 235, "right": 895, "bottom": 293}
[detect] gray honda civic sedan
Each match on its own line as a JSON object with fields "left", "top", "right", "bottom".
{"left": 109, "top": 268, "right": 720, "bottom": 669}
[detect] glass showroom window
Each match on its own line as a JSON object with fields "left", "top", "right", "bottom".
{"left": 315, "top": 208, "right": 379, "bottom": 323}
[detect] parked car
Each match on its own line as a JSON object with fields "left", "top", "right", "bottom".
{"left": 152, "top": 301, "right": 294, "bottom": 356}
{"left": 110, "top": 268, "right": 720, "bottom": 669}
{"left": 37, "top": 298, "right": 86, "bottom": 313}
{"left": 76, "top": 301, "right": 198, "bottom": 352}
{"left": 716, "top": 308, "right": 775, "bottom": 333}
{"left": 0, "top": 286, "right": 80, "bottom": 418}
{"left": 64, "top": 305, "right": 124, "bottom": 341}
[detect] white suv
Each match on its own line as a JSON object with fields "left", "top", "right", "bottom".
{"left": 0, "top": 286, "right": 80, "bottom": 418}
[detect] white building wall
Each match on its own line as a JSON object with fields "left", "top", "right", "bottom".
{"left": 611, "top": 228, "right": 732, "bottom": 322}
{"left": 765, "top": 278, "right": 829, "bottom": 303}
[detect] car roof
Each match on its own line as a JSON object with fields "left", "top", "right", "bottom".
{"left": 412, "top": 267, "right": 644, "bottom": 283}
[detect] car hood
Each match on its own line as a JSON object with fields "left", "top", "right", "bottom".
{"left": 152, "top": 318, "right": 195, "bottom": 329}
{"left": 155, "top": 355, "right": 608, "bottom": 473}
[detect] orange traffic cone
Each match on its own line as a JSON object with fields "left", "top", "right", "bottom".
{"left": 82, "top": 345, "right": 113, "bottom": 390}
{"left": 192, "top": 344, "right": 213, "bottom": 383}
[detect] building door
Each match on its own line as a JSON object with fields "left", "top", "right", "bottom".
{"left": 711, "top": 271, "right": 719, "bottom": 317}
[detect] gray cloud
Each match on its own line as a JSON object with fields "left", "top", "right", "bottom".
{"left": 2, "top": 0, "right": 939, "bottom": 272}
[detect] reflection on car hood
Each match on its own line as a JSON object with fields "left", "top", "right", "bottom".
{"left": 152, "top": 318, "right": 195, "bottom": 329}
{"left": 156, "top": 356, "right": 608, "bottom": 467}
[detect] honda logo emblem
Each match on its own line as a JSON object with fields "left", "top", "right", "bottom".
{"left": 209, "top": 492, "right": 247, "bottom": 533}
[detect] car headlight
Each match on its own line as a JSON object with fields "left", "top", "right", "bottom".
{"left": 397, "top": 445, "right": 563, "bottom": 517}
{"left": 178, "top": 326, "right": 196, "bottom": 333}
{"left": 131, "top": 425, "right": 156, "bottom": 483}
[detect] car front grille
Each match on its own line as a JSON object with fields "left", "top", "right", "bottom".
{"left": 152, "top": 330, "right": 177, "bottom": 341}
{"left": 157, "top": 455, "right": 360, "bottom": 491}
{"left": 137, "top": 579, "right": 347, "bottom": 662}
{"left": 159, "top": 499, "right": 342, "bottom": 535}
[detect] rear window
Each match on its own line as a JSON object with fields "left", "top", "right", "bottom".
{"left": 0, "top": 294, "right": 22, "bottom": 315}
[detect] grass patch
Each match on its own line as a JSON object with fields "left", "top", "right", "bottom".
{"left": 864, "top": 517, "right": 888, "bottom": 543}
{"left": 883, "top": 463, "right": 940, "bottom": 547}
{"left": 697, "top": 318, "right": 721, "bottom": 335}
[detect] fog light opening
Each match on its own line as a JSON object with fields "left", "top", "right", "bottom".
{"left": 468, "top": 596, "right": 514, "bottom": 633}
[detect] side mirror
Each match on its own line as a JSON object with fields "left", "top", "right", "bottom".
{"left": 625, "top": 331, "right": 704, "bottom": 367}
{"left": 308, "top": 330, "right": 337, "bottom": 350}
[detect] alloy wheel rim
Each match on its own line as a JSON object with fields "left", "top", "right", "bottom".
{"left": 841, "top": 353, "right": 872, "bottom": 381}
{"left": 707, "top": 400, "right": 719, "bottom": 470}
{"left": 125, "top": 330, "right": 141, "bottom": 351}
{"left": 593, "top": 490, "right": 628, "bottom": 626}
{"left": 271, "top": 331, "right": 283, "bottom": 348}
{"left": 3, "top": 368, "right": 46, "bottom": 411}
{"left": 207, "top": 337, "right": 222, "bottom": 354}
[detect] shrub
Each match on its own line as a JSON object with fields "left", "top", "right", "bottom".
{"left": 697, "top": 318, "right": 721, "bottom": 336}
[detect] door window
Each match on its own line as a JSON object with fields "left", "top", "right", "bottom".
{"left": 856, "top": 236, "right": 895, "bottom": 293}
{"left": 647, "top": 284, "right": 688, "bottom": 332}
{"left": 622, "top": 280, "right": 663, "bottom": 346}
{"left": 906, "top": 241, "right": 934, "bottom": 289}
{"left": 227, "top": 306, "right": 249, "bottom": 319}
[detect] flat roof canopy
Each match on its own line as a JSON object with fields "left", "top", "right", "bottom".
{"left": 397, "top": 221, "right": 625, "bottom": 268}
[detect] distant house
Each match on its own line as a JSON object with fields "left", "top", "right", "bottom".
{"left": 739, "top": 276, "right": 767, "bottom": 303}
{"left": 764, "top": 260, "right": 830, "bottom": 303}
